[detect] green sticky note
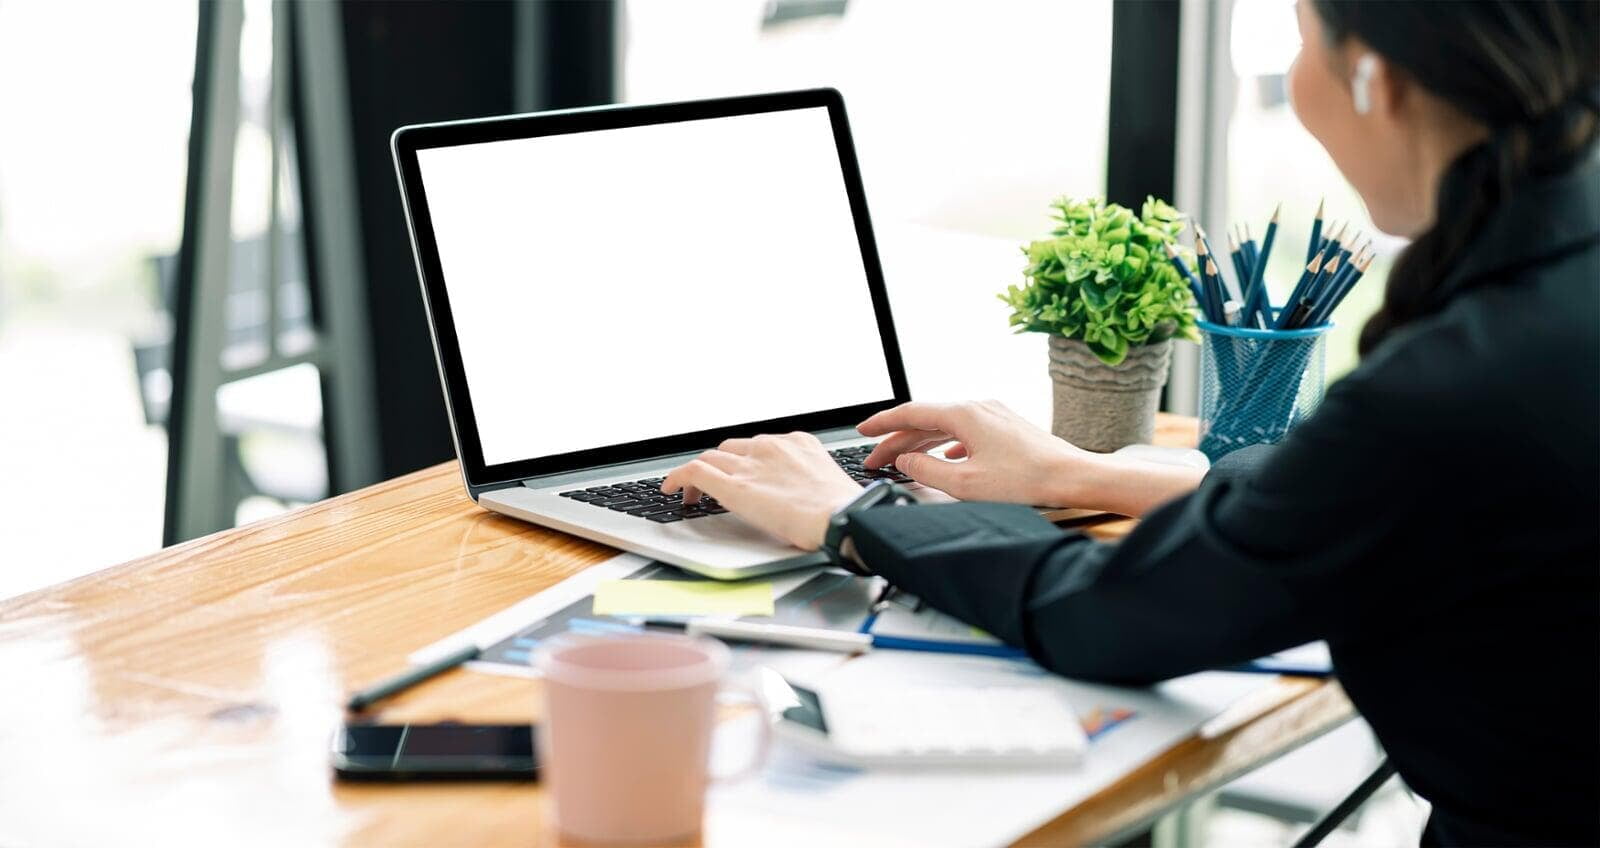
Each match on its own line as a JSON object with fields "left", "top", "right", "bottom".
{"left": 591, "top": 579, "right": 775, "bottom": 617}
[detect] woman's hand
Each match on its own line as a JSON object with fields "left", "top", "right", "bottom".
{"left": 857, "top": 399, "right": 1206, "bottom": 516}
{"left": 660, "top": 432, "right": 862, "bottom": 550}
{"left": 857, "top": 400, "right": 1088, "bottom": 507}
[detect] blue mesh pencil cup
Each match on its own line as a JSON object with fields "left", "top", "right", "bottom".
{"left": 1198, "top": 319, "right": 1331, "bottom": 461}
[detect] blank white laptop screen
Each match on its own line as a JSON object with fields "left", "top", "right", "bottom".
{"left": 415, "top": 106, "right": 895, "bottom": 467}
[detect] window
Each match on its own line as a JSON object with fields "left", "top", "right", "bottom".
{"left": 0, "top": 1, "right": 197, "bottom": 597}
{"left": 626, "top": 1, "right": 1114, "bottom": 242}
{"left": 623, "top": 1, "right": 1116, "bottom": 419}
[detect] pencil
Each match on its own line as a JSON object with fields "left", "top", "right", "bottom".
{"left": 1164, "top": 242, "right": 1208, "bottom": 316}
{"left": 1228, "top": 231, "right": 1249, "bottom": 295}
{"left": 1205, "top": 257, "right": 1227, "bottom": 323}
{"left": 1275, "top": 256, "right": 1322, "bottom": 329}
{"left": 1197, "top": 229, "right": 1224, "bottom": 321}
{"left": 1316, "top": 220, "right": 1347, "bottom": 259}
{"left": 1304, "top": 254, "right": 1342, "bottom": 324}
{"left": 1306, "top": 197, "right": 1325, "bottom": 263}
{"left": 1196, "top": 224, "right": 1228, "bottom": 304}
{"left": 1308, "top": 248, "right": 1371, "bottom": 326}
{"left": 1234, "top": 227, "right": 1258, "bottom": 326}
{"left": 1311, "top": 229, "right": 1360, "bottom": 306}
{"left": 1244, "top": 205, "right": 1280, "bottom": 328}
{"left": 1231, "top": 226, "right": 1250, "bottom": 283}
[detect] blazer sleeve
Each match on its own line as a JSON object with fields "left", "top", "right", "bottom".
{"left": 846, "top": 344, "right": 1455, "bottom": 685}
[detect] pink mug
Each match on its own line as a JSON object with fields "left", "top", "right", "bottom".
{"left": 535, "top": 633, "right": 768, "bottom": 844}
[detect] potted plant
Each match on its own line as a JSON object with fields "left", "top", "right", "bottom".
{"left": 1000, "top": 196, "right": 1198, "bottom": 452}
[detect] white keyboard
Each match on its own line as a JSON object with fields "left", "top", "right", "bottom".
{"left": 778, "top": 684, "right": 1088, "bottom": 767}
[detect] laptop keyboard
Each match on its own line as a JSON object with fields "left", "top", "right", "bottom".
{"left": 556, "top": 444, "right": 912, "bottom": 523}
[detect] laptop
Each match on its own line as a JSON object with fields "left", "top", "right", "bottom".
{"left": 392, "top": 88, "right": 955, "bottom": 580}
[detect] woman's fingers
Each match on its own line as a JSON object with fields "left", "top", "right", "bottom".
{"left": 661, "top": 458, "right": 735, "bottom": 504}
{"left": 857, "top": 402, "right": 972, "bottom": 438}
{"left": 693, "top": 449, "right": 748, "bottom": 474}
{"left": 942, "top": 441, "right": 969, "bottom": 460}
{"left": 892, "top": 452, "right": 968, "bottom": 495}
{"left": 863, "top": 430, "right": 951, "bottom": 469}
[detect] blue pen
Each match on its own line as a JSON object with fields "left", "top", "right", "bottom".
{"left": 858, "top": 592, "right": 1030, "bottom": 659}
{"left": 1225, "top": 659, "right": 1334, "bottom": 678}
{"left": 869, "top": 635, "right": 1030, "bottom": 659}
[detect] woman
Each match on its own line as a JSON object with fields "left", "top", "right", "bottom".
{"left": 662, "top": 2, "right": 1599, "bottom": 844}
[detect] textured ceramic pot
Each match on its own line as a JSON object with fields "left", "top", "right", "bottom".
{"left": 1047, "top": 336, "right": 1173, "bottom": 452}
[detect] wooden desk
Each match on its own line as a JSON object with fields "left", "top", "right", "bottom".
{"left": 0, "top": 414, "right": 1353, "bottom": 846}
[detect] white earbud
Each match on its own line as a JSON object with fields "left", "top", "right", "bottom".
{"left": 1352, "top": 54, "right": 1377, "bottom": 115}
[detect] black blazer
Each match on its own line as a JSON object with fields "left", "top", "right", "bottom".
{"left": 848, "top": 163, "right": 1600, "bottom": 846}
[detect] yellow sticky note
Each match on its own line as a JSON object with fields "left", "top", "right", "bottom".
{"left": 591, "top": 579, "right": 775, "bottom": 617}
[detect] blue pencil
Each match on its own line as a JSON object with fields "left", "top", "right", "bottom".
{"left": 1244, "top": 206, "right": 1279, "bottom": 328}
{"left": 1305, "top": 253, "right": 1344, "bottom": 316}
{"left": 1195, "top": 230, "right": 1223, "bottom": 321}
{"left": 1274, "top": 256, "right": 1322, "bottom": 329}
{"left": 1307, "top": 248, "right": 1369, "bottom": 326}
{"left": 1197, "top": 227, "right": 1237, "bottom": 307}
{"left": 1237, "top": 228, "right": 1260, "bottom": 326}
{"left": 1241, "top": 223, "right": 1260, "bottom": 277}
{"left": 1306, "top": 232, "right": 1360, "bottom": 313}
{"left": 1228, "top": 232, "right": 1250, "bottom": 293}
{"left": 1276, "top": 223, "right": 1345, "bottom": 328}
{"left": 1306, "top": 197, "right": 1325, "bottom": 264}
{"left": 1164, "top": 243, "right": 1208, "bottom": 316}
{"left": 1205, "top": 257, "right": 1229, "bottom": 321}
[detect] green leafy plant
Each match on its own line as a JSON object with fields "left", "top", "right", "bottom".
{"left": 1001, "top": 196, "right": 1199, "bottom": 365}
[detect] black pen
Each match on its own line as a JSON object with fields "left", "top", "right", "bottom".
{"left": 346, "top": 644, "right": 481, "bottom": 712}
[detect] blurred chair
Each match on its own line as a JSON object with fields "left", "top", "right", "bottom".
{"left": 132, "top": 234, "right": 327, "bottom": 524}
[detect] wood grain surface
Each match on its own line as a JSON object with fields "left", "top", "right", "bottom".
{"left": 0, "top": 414, "right": 1351, "bottom": 846}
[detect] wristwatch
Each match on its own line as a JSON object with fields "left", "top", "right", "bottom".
{"left": 819, "top": 480, "right": 915, "bottom": 574}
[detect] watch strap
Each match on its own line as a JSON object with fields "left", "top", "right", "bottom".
{"left": 820, "top": 480, "right": 913, "bottom": 572}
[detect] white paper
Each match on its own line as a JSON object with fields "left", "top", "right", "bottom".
{"left": 1270, "top": 640, "right": 1333, "bottom": 668}
{"left": 868, "top": 600, "right": 1007, "bottom": 646}
{"left": 708, "top": 651, "right": 1276, "bottom": 847}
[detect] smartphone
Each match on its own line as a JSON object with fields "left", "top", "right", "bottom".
{"left": 331, "top": 722, "right": 539, "bottom": 781}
